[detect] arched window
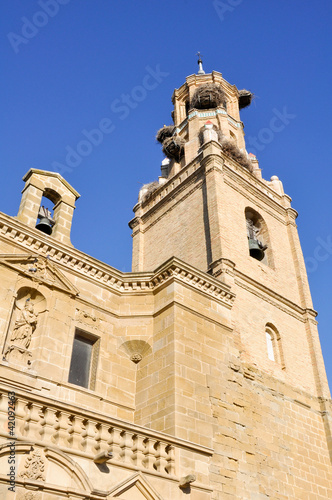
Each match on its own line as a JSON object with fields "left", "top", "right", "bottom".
{"left": 266, "top": 329, "right": 275, "bottom": 361}
{"left": 245, "top": 208, "right": 272, "bottom": 265}
{"left": 265, "top": 323, "right": 285, "bottom": 368}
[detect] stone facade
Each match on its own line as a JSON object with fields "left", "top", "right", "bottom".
{"left": 0, "top": 69, "right": 331, "bottom": 499}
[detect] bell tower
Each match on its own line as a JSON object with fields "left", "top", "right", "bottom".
{"left": 130, "top": 58, "right": 331, "bottom": 401}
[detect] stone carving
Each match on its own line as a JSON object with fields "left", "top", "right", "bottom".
{"left": 20, "top": 448, "right": 46, "bottom": 481}
{"left": 130, "top": 353, "right": 143, "bottom": 364}
{"left": 246, "top": 218, "right": 261, "bottom": 240}
{"left": 27, "top": 257, "right": 48, "bottom": 278}
{"left": 179, "top": 474, "right": 196, "bottom": 489}
{"left": 4, "top": 287, "right": 46, "bottom": 365}
{"left": 76, "top": 308, "right": 100, "bottom": 328}
{"left": 10, "top": 299, "right": 38, "bottom": 349}
{"left": 120, "top": 340, "right": 152, "bottom": 364}
{"left": 18, "top": 491, "right": 41, "bottom": 500}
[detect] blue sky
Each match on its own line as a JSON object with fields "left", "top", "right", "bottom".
{"left": 1, "top": 1, "right": 331, "bottom": 384}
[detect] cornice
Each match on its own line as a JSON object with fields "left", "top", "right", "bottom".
{"left": 139, "top": 155, "right": 204, "bottom": 218}
{"left": 0, "top": 213, "right": 234, "bottom": 308}
{"left": 223, "top": 164, "right": 289, "bottom": 222}
{"left": 136, "top": 145, "right": 291, "bottom": 225}
{"left": 233, "top": 267, "right": 316, "bottom": 322}
{"left": 22, "top": 168, "right": 80, "bottom": 199}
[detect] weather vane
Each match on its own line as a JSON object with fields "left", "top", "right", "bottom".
{"left": 196, "top": 52, "right": 205, "bottom": 75}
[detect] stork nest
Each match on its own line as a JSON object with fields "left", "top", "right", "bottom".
{"left": 219, "top": 135, "right": 253, "bottom": 171}
{"left": 140, "top": 181, "right": 160, "bottom": 203}
{"left": 162, "top": 136, "right": 185, "bottom": 162}
{"left": 238, "top": 89, "right": 253, "bottom": 109}
{"left": 191, "top": 84, "right": 226, "bottom": 110}
{"left": 156, "top": 125, "right": 174, "bottom": 144}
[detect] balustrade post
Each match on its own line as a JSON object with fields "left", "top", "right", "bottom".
{"left": 81, "top": 419, "right": 98, "bottom": 455}
{"left": 119, "top": 430, "right": 134, "bottom": 463}
{"left": 67, "top": 415, "right": 85, "bottom": 450}
{"left": 108, "top": 427, "right": 122, "bottom": 461}
{"left": 155, "top": 441, "right": 169, "bottom": 473}
{"left": 39, "top": 407, "right": 57, "bottom": 443}
{"left": 53, "top": 411, "right": 71, "bottom": 448}
{"left": 14, "top": 398, "right": 27, "bottom": 438}
{"left": 20, "top": 401, "right": 31, "bottom": 437}
{"left": 26, "top": 402, "right": 43, "bottom": 441}
{"left": 94, "top": 423, "right": 110, "bottom": 454}
{"left": 165, "top": 444, "right": 176, "bottom": 475}
{"left": 0, "top": 392, "right": 9, "bottom": 435}
{"left": 142, "top": 438, "right": 157, "bottom": 470}
{"left": 132, "top": 434, "right": 146, "bottom": 468}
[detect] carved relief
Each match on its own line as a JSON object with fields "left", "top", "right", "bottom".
{"left": 0, "top": 254, "right": 79, "bottom": 296}
{"left": 10, "top": 299, "right": 38, "bottom": 349}
{"left": 76, "top": 308, "right": 100, "bottom": 328}
{"left": 19, "top": 448, "right": 46, "bottom": 481}
{"left": 120, "top": 340, "right": 152, "bottom": 364}
{"left": 4, "top": 287, "right": 46, "bottom": 365}
{"left": 17, "top": 491, "right": 41, "bottom": 500}
{"left": 26, "top": 256, "right": 48, "bottom": 279}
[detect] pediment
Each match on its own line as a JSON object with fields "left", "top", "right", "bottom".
{"left": 108, "top": 472, "right": 164, "bottom": 499}
{"left": 0, "top": 254, "right": 79, "bottom": 296}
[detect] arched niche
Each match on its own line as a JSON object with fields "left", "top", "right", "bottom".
{"left": 245, "top": 207, "right": 273, "bottom": 267}
{"left": 4, "top": 286, "right": 46, "bottom": 366}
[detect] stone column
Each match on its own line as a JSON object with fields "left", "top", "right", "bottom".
{"left": 52, "top": 197, "right": 76, "bottom": 246}
{"left": 17, "top": 182, "right": 43, "bottom": 227}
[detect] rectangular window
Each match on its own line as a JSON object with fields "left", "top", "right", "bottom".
{"left": 68, "top": 329, "right": 99, "bottom": 389}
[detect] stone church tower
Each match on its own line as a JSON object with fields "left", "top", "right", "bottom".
{"left": 0, "top": 61, "right": 331, "bottom": 499}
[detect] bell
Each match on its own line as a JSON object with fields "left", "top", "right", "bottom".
{"left": 36, "top": 217, "right": 53, "bottom": 235}
{"left": 248, "top": 238, "right": 266, "bottom": 261}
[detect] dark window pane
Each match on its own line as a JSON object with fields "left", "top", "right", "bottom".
{"left": 68, "top": 334, "right": 93, "bottom": 388}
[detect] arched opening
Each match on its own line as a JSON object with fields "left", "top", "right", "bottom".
{"left": 266, "top": 329, "right": 275, "bottom": 361}
{"left": 35, "top": 188, "right": 60, "bottom": 236}
{"left": 245, "top": 207, "right": 272, "bottom": 265}
{"left": 265, "top": 323, "right": 285, "bottom": 368}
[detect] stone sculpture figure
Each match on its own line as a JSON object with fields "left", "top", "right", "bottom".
{"left": 10, "top": 299, "right": 38, "bottom": 349}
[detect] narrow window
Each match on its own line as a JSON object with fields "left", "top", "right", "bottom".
{"left": 266, "top": 330, "right": 275, "bottom": 361}
{"left": 265, "top": 324, "right": 285, "bottom": 368}
{"left": 68, "top": 330, "right": 99, "bottom": 389}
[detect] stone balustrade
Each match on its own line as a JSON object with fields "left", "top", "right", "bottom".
{"left": 0, "top": 391, "right": 176, "bottom": 477}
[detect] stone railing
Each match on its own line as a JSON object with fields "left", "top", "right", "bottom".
{"left": 0, "top": 391, "right": 177, "bottom": 477}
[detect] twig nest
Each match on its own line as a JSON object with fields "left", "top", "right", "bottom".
{"left": 191, "top": 83, "right": 226, "bottom": 110}
{"left": 238, "top": 89, "right": 253, "bottom": 109}
{"left": 156, "top": 125, "right": 174, "bottom": 144}
{"left": 139, "top": 181, "right": 160, "bottom": 203}
{"left": 162, "top": 136, "right": 185, "bottom": 162}
{"left": 219, "top": 133, "right": 253, "bottom": 172}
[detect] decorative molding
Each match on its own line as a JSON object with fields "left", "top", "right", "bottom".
{"left": 234, "top": 270, "right": 308, "bottom": 322}
{"left": 0, "top": 215, "right": 235, "bottom": 308}
{"left": 108, "top": 472, "right": 164, "bottom": 499}
{"left": 0, "top": 253, "right": 79, "bottom": 296}
{"left": 76, "top": 308, "right": 101, "bottom": 329}
{"left": 19, "top": 448, "right": 46, "bottom": 481}
{"left": 223, "top": 167, "right": 289, "bottom": 221}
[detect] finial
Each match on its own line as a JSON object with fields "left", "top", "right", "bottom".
{"left": 196, "top": 52, "right": 205, "bottom": 75}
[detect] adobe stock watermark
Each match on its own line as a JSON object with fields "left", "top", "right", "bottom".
{"left": 213, "top": 0, "right": 244, "bottom": 22}
{"left": 7, "top": 0, "right": 71, "bottom": 54}
{"left": 51, "top": 65, "right": 169, "bottom": 175}
{"left": 305, "top": 235, "right": 332, "bottom": 274}
{"left": 246, "top": 107, "right": 296, "bottom": 156}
